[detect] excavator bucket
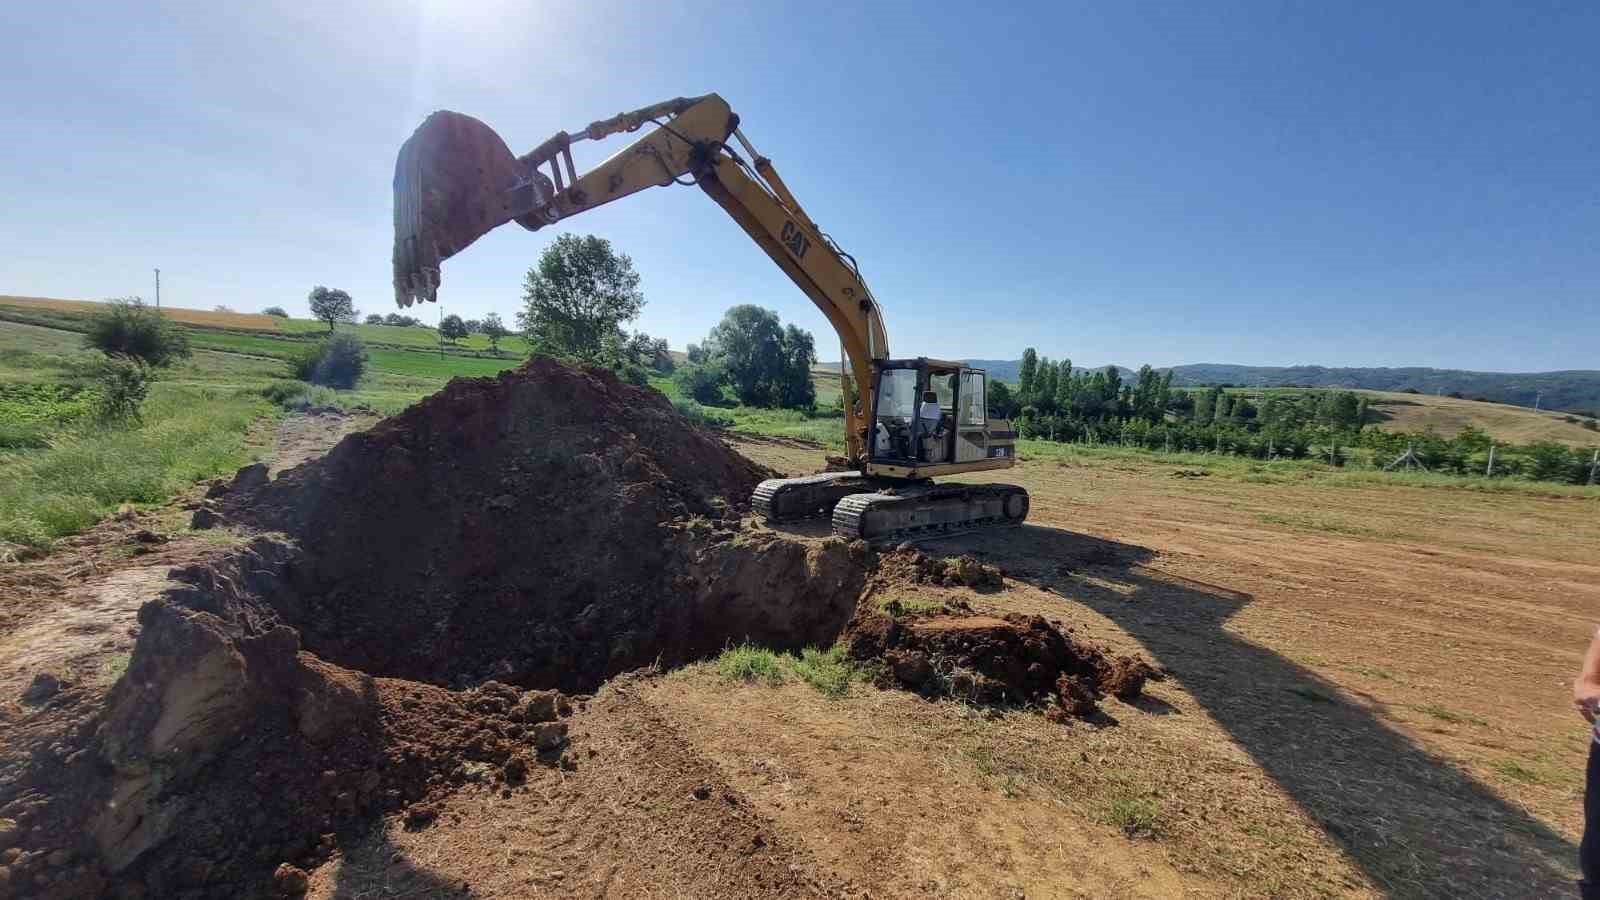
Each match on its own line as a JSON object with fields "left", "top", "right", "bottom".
{"left": 392, "top": 111, "right": 544, "bottom": 307}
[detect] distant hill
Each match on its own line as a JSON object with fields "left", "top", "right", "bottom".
{"left": 1163, "top": 364, "right": 1600, "bottom": 413}
{"left": 839, "top": 358, "right": 1600, "bottom": 415}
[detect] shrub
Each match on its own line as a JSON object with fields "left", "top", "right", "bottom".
{"left": 262, "top": 306, "right": 290, "bottom": 317}
{"left": 260, "top": 380, "right": 340, "bottom": 410}
{"left": 673, "top": 363, "right": 726, "bottom": 405}
{"left": 84, "top": 298, "right": 191, "bottom": 368}
{"left": 364, "top": 314, "right": 385, "bottom": 325}
{"left": 289, "top": 333, "right": 366, "bottom": 389}
{"left": 93, "top": 360, "right": 152, "bottom": 423}
{"left": 673, "top": 399, "right": 733, "bottom": 429}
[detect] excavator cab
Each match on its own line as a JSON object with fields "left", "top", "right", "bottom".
{"left": 866, "top": 359, "right": 1016, "bottom": 474}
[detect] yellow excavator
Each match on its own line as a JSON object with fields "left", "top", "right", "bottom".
{"left": 392, "top": 93, "right": 1029, "bottom": 543}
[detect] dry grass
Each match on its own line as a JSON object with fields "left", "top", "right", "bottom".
{"left": 0, "top": 295, "right": 283, "bottom": 332}
{"left": 1364, "top": 388, "right": 1600, "bottom": 446}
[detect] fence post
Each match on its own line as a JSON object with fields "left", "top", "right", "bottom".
{"left": 1485, "top": 443, "right": 1496, "bottom": 478}
{"left": 1589, "top": 449, "right": 1599, "bottom": 486}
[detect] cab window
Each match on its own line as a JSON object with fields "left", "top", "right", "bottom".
{"left": 959, "top": 371, "right": 986, "bottom": 426}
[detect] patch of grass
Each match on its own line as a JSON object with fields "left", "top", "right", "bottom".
{"left": 102, "top": 653, "right": 131, "bottom": 679}
{"left": 1347, "top": 664, "right": 1396, "bottom": 681}
{"left": 1104, "top": 791, "right": 1161, "bottom": 838}
{"left": 726, "top": 406, "right": 844, "bottom": 448}
{"left": 0, "top": 385, "right": 272, "bottom": 550}
{"left": 715, "top": 643, "right": 787, "bottom": 686}
{"left": 1489, "top": 757, "right": 1548, "bottom": 785}
{"left": 1413, "top": 703, "right": 1487, "bottom": 726}
{"left": 790, "top": 645, "right": 864, "bottom": 699}
{"left": 875, "top": 594, "right": 946, "bottom": 615}
{"left": 712, "top": 642, "right": 868, "bottom": 698}
{"left": 962, "top": 745, "right": 999, "bottom": 777}
{"left": 673, "top": 398, "right": 734, "bottom": 429}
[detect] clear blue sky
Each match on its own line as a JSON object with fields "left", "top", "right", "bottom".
{"left": 4, "top": 1, "right": 1595, "bottom": 371}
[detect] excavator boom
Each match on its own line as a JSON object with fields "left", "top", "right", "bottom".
{"left": 391, "top": 93, "right": 1026, "bottom": 542}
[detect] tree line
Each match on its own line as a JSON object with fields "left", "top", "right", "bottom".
{"left": 996, "top": 346, "right": 1597, "bottom": 485}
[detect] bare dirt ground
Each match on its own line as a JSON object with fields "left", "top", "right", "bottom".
{"left": 704, "top": 435, "right": 1597, "bottom": 898}
{"left": 2, "top": 399, "right": 1593, "bottom": 898}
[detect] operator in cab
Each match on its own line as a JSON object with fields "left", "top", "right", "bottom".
{"left": 918, "top": 391, "right": 943, "bottom": 431}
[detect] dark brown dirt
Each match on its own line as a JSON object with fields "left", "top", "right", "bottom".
{"left": 844, "top": 606, "right": 1160, "bottom": 719}
{"left": 872, "top": 545, "right": 1004, "bottom": 591}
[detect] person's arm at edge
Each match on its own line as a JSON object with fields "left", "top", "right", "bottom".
{"left": 1575, "top": 627, "right": 1600, "bottom": 722}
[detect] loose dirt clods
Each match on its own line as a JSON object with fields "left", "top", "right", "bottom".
{"left": 847, "top": 595, "right": 1160, "bottom": 718}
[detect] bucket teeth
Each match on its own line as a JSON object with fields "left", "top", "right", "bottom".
{"left": 391, "top": 109, "right": 523, "bottom": 307}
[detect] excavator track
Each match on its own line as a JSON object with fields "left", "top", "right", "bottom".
{"left": 831, "top": 482, "right": 1029, "bottom": 544}
{"left": 753, "top": 471, "right": 875, "bottom": 522}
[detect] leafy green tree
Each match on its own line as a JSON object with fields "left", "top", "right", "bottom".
{"left": 1102, "top": 366, "right": 1124, "bottom": 416}
{"left": 307, "top": 286, "right": 356, "bottom": 332}
{"left": 700, "top": 306, "right": 816, "bottom": 408}
{"left": 1526, "top": 441, "right": 1579, "bottom": 482}
{"left": 1018, "top": 349, "right": 1038, "bottom": 407}
{"left": 463, "top": 318, "right": 483, "bottom": 334}
{"left": 262, "top": 306, "right": 289, "bottom": 318}
{"left": 439, "top": 314, "right": 469, "bottom": 344}
{"left": 1131, "top": 365, "right": 1164, "bottom": 423}
{"left": 1193, "top": 387, "right": 1218, "bottom": 426}
{"left": 481, "top": 312, "right": 509, "bottom": 354}
{"left": 778, "top": 324, "right": 817, "bottom": 408}
{"left": 290, "top": 333, "right": 367, "bottom": 389}
{"left": 987, "top": 380, "right": 1017, "bottom": 419}
{"left": 1215, "top": 391, "right": 1234, "bottom": 422}
{"left": 1054, "top": 358, "right": 1074, "bottom": 414}
{"left": 625, "top": 331, "right": 674, "bottom": 373}
{"left": 1231, "top": 397, "right": 1256, "bottom": 423}
{"left": 364, "top": 314, "right": 384, "bottom": 325}
{"left": 673, "top": 362, "right": 727, "bottom": 404}
{"left": 517, "top": 233, "right": 645, "bottom": 363}
{"left": 686, "top": 343, "right": 707, "bottom": 364}
{"left": 84, "top": 298, "right": 192, "bottom": 368}
{"left": 85, "top": 299, "right": 191, "bottom": 369}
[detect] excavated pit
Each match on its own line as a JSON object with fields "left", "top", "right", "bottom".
{"left": 6, "top": 359, "right": 1156, "bottom": 899}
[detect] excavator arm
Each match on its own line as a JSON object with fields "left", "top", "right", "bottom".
{"left": 392, "top": 93, "right": 888, "bottom": 463}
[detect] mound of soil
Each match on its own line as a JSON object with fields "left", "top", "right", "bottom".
{"left": 845, "top": 608, "right": 1161, "bottom": 719}
{"left": 204, "top": 357, "right": 864, "bottom": 691}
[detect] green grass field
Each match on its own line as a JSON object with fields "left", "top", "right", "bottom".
{"left": 0, "top": 313, "right": 530, "bottom": 552}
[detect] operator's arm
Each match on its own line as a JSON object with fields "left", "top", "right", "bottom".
{"left": 1576, "top": 627, "right": 1600, "bottom": 722}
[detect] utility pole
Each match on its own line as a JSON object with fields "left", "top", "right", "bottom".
{"left": 153, "top": 268, "right": 160, "bottom": 309}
